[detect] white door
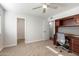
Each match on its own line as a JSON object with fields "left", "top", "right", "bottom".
{"left": 42, "top": 20, "right": 49, "bottom": 40}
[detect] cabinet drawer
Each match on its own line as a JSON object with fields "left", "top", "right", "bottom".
{"left": 72, "top": 47, "right": 79, "bottom": 54}
{"left": 73, "top": 50, "right": 79, "bottom": 55}
{"left": 73, "top": 42, "right": 79, "bottom": 46}
{"left": 72, "top": 44, "right": 79, "bottom": 54}
{"left": 70, "top": 37, "right": 79, "bottom": 55}
{"left": 72, "top": 39, "right": 79, "bottom": 44}
{"left": 72, "top": 45, "right": 79, "bottom": 50}
{"left": 73, "top": 39, "right": 79, "bottom": 42}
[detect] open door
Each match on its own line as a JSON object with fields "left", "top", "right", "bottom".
{"left": 17, "top": 18, "right": 25, "bottom": 45}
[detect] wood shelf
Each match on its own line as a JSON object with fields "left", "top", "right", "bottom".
{"left": 55, "top": 14, "right": 79, "bottom": 27}
{"left": 60, "top": 25, "right": 79, "bottom": 27}
{"left": 58, "top": 32, "right": 79, "bottom": 36}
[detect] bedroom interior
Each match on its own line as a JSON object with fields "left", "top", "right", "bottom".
{"left": 0, "top": 3, "right": 79, "bottom": 56}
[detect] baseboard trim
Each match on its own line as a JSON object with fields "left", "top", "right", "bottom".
{"left": 4, "top": 44, "right": 17, "bottom": 48}
{"left": 26, "top": 39, "right": 48, "bottom": 44}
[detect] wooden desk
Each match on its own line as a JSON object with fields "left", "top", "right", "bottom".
{"left": 54, "top": 33, "right": 79, "bottom": 55}
{"left": 69, "top": 36, "right": 79, "bottom": 55}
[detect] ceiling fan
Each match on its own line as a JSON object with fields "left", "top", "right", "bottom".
{"left": 32, "top": 3, "right": 58, "bottom": 13}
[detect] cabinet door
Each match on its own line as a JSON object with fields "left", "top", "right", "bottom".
{"left": 72, "top": 38, "right": 79, "bottom": 55}
{"left": 55, "top": 20, "right": 60, "bottom": 26}
{"left": 74, "top": 16, "right": 79, "bottom": 24}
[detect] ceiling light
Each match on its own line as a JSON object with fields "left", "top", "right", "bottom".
{"left": 42, "top": 4, "right": 47, "bottom": 9}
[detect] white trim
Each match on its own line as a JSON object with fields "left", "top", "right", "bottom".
{"left": 26, "top": 39, "right": 48, "bottom": 44}
{"left": 4, "top": 44, "right": 17, "bottom": 48}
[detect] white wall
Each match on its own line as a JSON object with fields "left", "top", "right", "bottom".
{"left": 4, "top": 12, "right": 17, "bottom": 47}
{"left": 42, "top": 19, "right": 49, "bottom": 40}
{"left": 0, "top": 5, "right": 5, "bottom": 51}
{"left": 53, "top": 6, "right": 79, "bottom": 19}
{"left": 58, "top": 27, "right": 79, "bottom": 35}
{"left": 4, "top": 11, "right": 47, "bottom": 47}
{"left": 26, "top": 16, "right": 47, "bottom": 43}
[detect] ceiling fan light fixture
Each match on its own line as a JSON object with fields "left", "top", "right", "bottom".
{"left": 42, "top": 4, "right": 47, "bottom": 9}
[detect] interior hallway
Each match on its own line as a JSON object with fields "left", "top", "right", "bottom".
{"left": 0, "top": 40, "right": 76, "bottom": 56}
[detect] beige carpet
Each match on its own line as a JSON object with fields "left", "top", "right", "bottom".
{"left": 0, "top": 39, "right": 76, "bottom": 56}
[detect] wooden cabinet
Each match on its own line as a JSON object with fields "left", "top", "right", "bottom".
{"left": 54, "top": 14, "right": 79, "bottom": 45}
{"left": 74, "top": 15, "right": 79, "bottom": 24}
{"left": 54, "top": 14, "right": 79, "bottom": 55}
{"left": 55, "top": 20, "right": 60, "bottom": 26}
{"left": 55, "top": 14, "right": 79, "bottom": 27}
{"left": 70, "top": 36, "right": 79, "bottom": 55}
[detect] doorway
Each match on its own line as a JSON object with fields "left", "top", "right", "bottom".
{"left": 17, "top": 18, "right": 25, "bottom": 45}
{"left": 48, "top": 21, "right": 55, "bottom": 40}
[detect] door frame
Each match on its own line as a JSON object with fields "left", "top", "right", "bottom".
{"left": 16, "top": 17, "right": 26, "bottom": 45}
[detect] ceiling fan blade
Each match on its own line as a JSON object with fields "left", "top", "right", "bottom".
{"left": 43, "top": 8, "right": 46, "bottom": 13}
{"left": 32, "top": 6, "right": 42, "bottom": 10}
{"left": 47, "top": 5, "right": 58, "bottom": 9}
